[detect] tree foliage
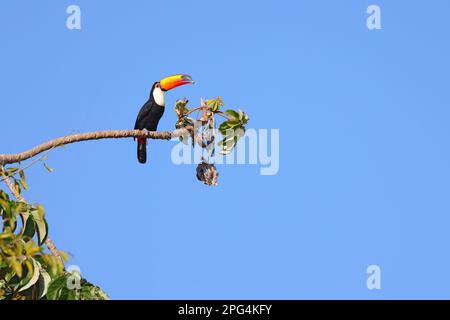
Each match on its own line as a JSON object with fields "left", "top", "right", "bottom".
{"left": 0, "top": 169, "right": 108, "bottom": 300}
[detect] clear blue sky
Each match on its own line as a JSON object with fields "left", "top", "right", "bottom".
{"left": 1, "top": 0, "right": 450, "bottom": 299}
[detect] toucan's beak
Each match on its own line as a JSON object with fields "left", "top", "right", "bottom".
{"left": 160, "top": 74, "right": 194, "bottom": 91}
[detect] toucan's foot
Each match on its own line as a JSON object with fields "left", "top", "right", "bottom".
{"left": 141, "top": 128, "right": 150, "bottom": 135}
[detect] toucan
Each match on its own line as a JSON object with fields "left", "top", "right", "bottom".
{"left": 134, "top": 74, "right": 194, "bottom": 164}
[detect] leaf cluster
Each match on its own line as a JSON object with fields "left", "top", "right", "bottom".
{"left": 174, "top": 98, "right": 195, "bottom": 130}
{"left": 46, "top": 271, "right": 108, "bottom": 300}
{"left": 218, "top": 109, "right": 249, "bottom": 155}
{"left": 0, "top": 188, "right": 64, "bottom": 299}
{"left": 0, "top": 170, "right": 107, "bottom": 300}
{"left": 174, "top": 97, "right": 250, "bottom": 156}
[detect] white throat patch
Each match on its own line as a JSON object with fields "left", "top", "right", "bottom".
{"left": 152, "top": 87, "right": 165, "bottom": 106}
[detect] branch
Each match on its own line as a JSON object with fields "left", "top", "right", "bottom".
{"left": 0, "top": 127, "right": 192, "bottom": 166}
{"left": 0, "top": 127, "right": 192, "bottom": 261}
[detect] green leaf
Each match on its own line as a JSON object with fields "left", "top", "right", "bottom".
{"left": 67, "top": 288, "right": 79, "bottom": 300}
{"left": 225, "top": 109, "right": 239, "bottom": 119}
{"left": 0, "top": 231, "right": 13, "bottom": 239}
{"left": 81, "top": 286, "right": 93, "bottom": 300}
{"left": 219, "top": 122, "right": 231, "bottom": 133}
{"left": 58, "top": 287, "right": 70, "bottom": 300}
{"left": 212, "top": 96, "right": 223, "bottom": 112}
{"left": 227, "top": 119, "right": 241, "bottom": 126}
{"left": 21, "top": 212, "right": 36, "bottom": 239}
{"left": 37, "top": 267, "right": 51, "bottom": 299}
{"left": 6, "top": 167, "right": 19, "bottom": 174}
{"left": 37, "top": 220, "right": 48, "bottom": 246}
{"left": 80, "top": 282, "right": 109, "bottom": 300}
{"left": 19, "top": 171, "right": 28, "bottom": 191}
{"left": 30, "top": 208, "right": 48, "bottom": 246}
{"left": 14, "top": 181, "right": 21, "bottom": 195}
{"left": 10, "top": 259, "right": 23, "bottom": 278}
{"left": 18, "top": 259, "right": 40, "bottom": 292}
{"left": 0, "top": 198, "right": 10, "bottom": 211}
{"left": 43, "top": 162, "right": 54, "bottom": 173}
{"left": 3, "top": 270, "right": 15, "bottom": 283}
{"left": 46, "top": 275, "right": 67, "bottom": 300}
{"left": 241, "top": 111, "right": 249, "bottom": 124}
{"left": 37, "top": 205, "right": 45, "bottom": 220}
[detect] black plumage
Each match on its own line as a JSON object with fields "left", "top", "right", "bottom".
{"left": 134, "top": 82, "right": 165, "bottom": 164}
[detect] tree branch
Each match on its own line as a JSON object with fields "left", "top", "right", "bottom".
{"left": 0, "top": 127, "right": 192, "bottom": 259}
{"left": 0, "top": 127, "right": 192, "bottom": 166}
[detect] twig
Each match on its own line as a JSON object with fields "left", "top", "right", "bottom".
{"left": 185, "top": 106, "right": 204, "bottom": 116}
{"left": 0, "top": 147, "right": 56, "bottom": 183}
{"left": 0, "top": 127, "right": 192, "bottom": 166}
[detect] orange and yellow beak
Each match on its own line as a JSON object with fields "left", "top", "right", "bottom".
{"left": 160, "top": 74, "right": 194, "bottom": 91}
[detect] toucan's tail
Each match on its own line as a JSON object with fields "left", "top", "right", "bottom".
{"left": 137, "top": 138, "right": 147, "bottom": 164}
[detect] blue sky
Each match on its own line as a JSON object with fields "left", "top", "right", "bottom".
{"left": 1, "top": 0, "right": 450, "bottom": 299}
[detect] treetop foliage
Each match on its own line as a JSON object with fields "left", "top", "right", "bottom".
{"left": 0, "top": 170, "right": 108, "bottom": 300}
